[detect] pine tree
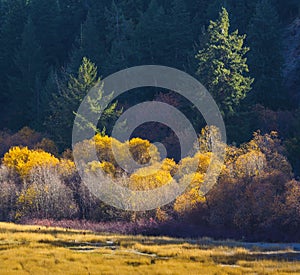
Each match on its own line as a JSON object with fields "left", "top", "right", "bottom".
{"left": 8, "top": 17, "right": 45, "bottom": 129}
{"left": 135, "top": 0, "right": 169, "bottom": 65}
{"left": 38, "top": 70, "right": 59, "bottom": 131}
{"left": 119, "top": 0, "right": 146, "bottom": 24}
{"left": 167, "top": 0, "right": 193, "bottom": 69}
{"left": 276, "top": 0, "right": 300, "bottom": 20}
{"left": 69, "top": 1, "right": 107, "bottom": 75}
{"left": 105, "top": 1, "right": 135, "bottom": 73}
{"left": 29, "top": 0, "right": 61, "bottom": 66}
{"left": 57, "top": 0, "right": 87, "bottom": 63}
{"left": 248, "top": 0, "right": 284, "bottom": 109}
{"left": 48, "top": 57, "right": 120, "bottom": 149}
{"left": 196, "top": 8, "right": 253, "bottom": 116}
{"left": 0, "top": 0, "right": 28, "bottom": 108}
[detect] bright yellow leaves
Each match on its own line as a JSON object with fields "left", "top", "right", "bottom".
{"left": 3, "top": 146, "right": 59, "bottom": 178}
{"left": 94, "top": 134, "right": 118, "bottom": 163}
{"left": 174, "top": 171, "right": 206, "bottom": 214}
{"left": 174, "top": 186, "right": 206, "bottom": 214}
{"left": 86, "top": 160, "right": 116, "bottom": 177}
{"left": 74, "top": 134, "right": 161, "bottom": 174}
{"left": 73, "top": 134, "right": 215, "bottom": 212}
{"left": 0, "top": 128, "right": 295, "bottom": 223}
{"left": 58, "top": 159, "right": 76, "bottom": 177}
{"left": 177, "top": 152, "right": 212, "bottom": 177}
{"left": 129, "top": 162, "right": 174, "bottom": 190}
{"left": 129, "top": 138, "right": 159, "bottom": 164}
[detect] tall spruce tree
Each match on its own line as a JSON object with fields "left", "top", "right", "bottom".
{"left": 105, "top": 1, "right": 135, "bottom": 73}
{"left": 120, "top": 0, "right": 146, "bottom": 24}
{"left": 135, "top": 0, "right": 169, "bottom": 65}
{"left": 248, "top": 0, "right": 285, "bottom": 109}
{"left": 8, "top": 17, "right": 45, "bottom": 129}
{"left": 58, "top": 0, "right": 87, "bottom": 63}
{"left": 69, "top": 0, "right": 107, "bottom": 75}
{"left": 167, "top": 0, "right": 193, "bottom": 69}
{"left": 48, "top": 57, "right": 120, "bottom": 149}
{"left": 196, "top": 8, "right": 253, "bottom": 116}
{"left": 29, "top": 0, "right": 61, "bottom": 67}
{"left": 0, "top": 0, "right": 28, "bottom": 127}
{"left": 38, "top": 70, "right": 59, "bottom": 131}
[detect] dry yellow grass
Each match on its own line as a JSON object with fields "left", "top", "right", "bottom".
{"left": 0, "top": 222, "right": 299, "bottom": 274}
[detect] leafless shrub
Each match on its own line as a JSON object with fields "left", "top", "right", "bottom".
{"left": 18, "top": 166, "right": 78, "bottom": 220}
{"left": 0, "top": 165, "right": 19, "bottom": 220}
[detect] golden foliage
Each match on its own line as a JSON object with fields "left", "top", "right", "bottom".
{"left": 174, "top": 173, "right": 206, "bottom": 214}
{"left": 58, "top": 159, "right": 76, "bottom": 177}
{"left": 129, "top": 162, "right": 173, "bottom": 190}
{"left": 74, "top": 135, "right": 161, "bottom": 172}
{"left": 155, "top": 207, "right": 170, "bottom": 222}
{"left": 3, "top": 146, "right": 59, "bottom": 178}
{"left": 174, "top": 187, "right": 206, "bottom": 214}
{"left": 86, "top": 160, "right": 116, "bottom": 177}
{"left": 177, "top": 152, "right": 212, "bottom": 177}
{"left": 160, "top": 158, "right": 178, "bottom": 175}
{"left": 94, "top": 134, "right": 118, "bottom": 163}
{"left": 128, "top": 137, "right": 159, "bottom": 164}
{"left": 2, "top": 128, "right": 296, "bottom": 220}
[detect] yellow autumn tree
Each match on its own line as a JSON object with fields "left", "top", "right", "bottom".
{"left": 128, "top": 138, "right": 160, "bottom": 164}
{"left": 129, "top": 165, "right": 173, "bottom": 190}
{"left": 3, "top": 146, "right": 59, "bottom": 178}
{"left": 129, "top": 159, "right": 175, "bottom": 191}
{"left": 57, "top": 159, "right": 76, "bottom": 177}
{"left": 174, "top": 173, "right": 206, "bottom": 214}
{"left": 177, "top": 152, "right": 212, "bottom": 178}
{"left": 86, "top": 160, "right": 116, "bottom": 177}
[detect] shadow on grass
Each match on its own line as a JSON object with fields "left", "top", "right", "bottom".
{"left": 38, "top": 238, "right": 300, "bottom": 263}
{"left": 0, "top": 227, "right": 88, "bottom": 236}
{"left": 211, "top": 252, "right": 300, "bottom": 265}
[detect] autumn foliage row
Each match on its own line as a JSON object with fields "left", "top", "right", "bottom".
{"left": 0, "top": 127, "right": 299, "bottom": 241}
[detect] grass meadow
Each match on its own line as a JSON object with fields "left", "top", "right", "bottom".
{"left": 0, "top": 222, "right": 299, "bottom": 274}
